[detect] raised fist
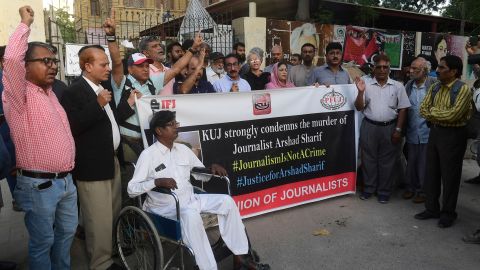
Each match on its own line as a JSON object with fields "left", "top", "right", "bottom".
{"left": 19, "top": 6, "right": 34, "bottom": 26}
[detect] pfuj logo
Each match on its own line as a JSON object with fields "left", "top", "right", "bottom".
{"left": 320, "top": 88, "right": 346, "bottom": 110}
{"left": 252, "top": 93, "right": 271, "bottom": 115}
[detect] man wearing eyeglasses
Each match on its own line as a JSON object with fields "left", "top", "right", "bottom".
{"left": 213, "top": 54, "right": 251, "bottom": 92}
{"left": 2, "top": 6, "right": 77, "bottom": 269}
{"left": 354, "top": 54, "right": 411, "bottom": 204}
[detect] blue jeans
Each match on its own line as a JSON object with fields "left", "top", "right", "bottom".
{"left": 14, "top": 174, "right": 78, "bottom": 270}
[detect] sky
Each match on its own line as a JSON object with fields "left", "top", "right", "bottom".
{"left": 43, "top": 0, "right": 73, "bottom": 12}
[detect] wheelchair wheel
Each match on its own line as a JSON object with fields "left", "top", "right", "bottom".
{"left": 115, "top": 206, "right": 163, "bottom": 270}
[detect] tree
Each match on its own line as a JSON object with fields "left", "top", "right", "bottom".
{"left": 53, "top": 7, "right": 76, "bottom": 44}
{"left": 443, "top": 0, "right": 480, "bottom": 24}
{"left": 381, "top": 0, "right": 445, "bottom": 14}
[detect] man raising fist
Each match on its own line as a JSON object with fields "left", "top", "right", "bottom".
{"left": 2, "top": 6, "right": 77, "bottom": 270}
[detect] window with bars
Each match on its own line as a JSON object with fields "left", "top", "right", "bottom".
{"left": 90, "top": 0, "right": 100, "bottom": 16}
{"left": 124, "top": 0, "right": 145, "bottom": 8}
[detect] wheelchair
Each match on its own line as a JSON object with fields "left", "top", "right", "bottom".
{"left": 114, "top": 167, "right": 259, "bottom": 270}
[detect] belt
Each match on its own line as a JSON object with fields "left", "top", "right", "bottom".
{"left": 364, "top": 117, "right": 397, "bottom": 126}
{"left": 18, "top": 169, "right": 70, "bottom": 179}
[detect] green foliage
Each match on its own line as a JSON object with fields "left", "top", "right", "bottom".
{"left": 381, "top": 0, "right": 444, "bottom": 13}
{"left": 54, "top": 7, "right": 76, "bottom": 43}
{"left": 443, "top": 0, "right": 480, "bottom": 24}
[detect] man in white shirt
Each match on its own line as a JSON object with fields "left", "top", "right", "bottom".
{"left": 128, "top": 110, "right": 269, "bottom": 270}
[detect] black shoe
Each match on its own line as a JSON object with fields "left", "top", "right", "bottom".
{"left": 234, "top": 256, "right": 270, "bottom": 270}
{"left": 377, "top": 194, "right": 390, "bottom": 204}
{"left": 438, "top": 217, "right": 456, "bottom": 228}
{"left": 359, "top": 192, "right": 372, "bottom": 200}
{"left": 414, "top": 210, "right": 440, "bottom": 220}
{"left": 402, "top": 191, "right": 415, "bottom": 200}
{"left": 106, "top": 263, "right": 125, "bottom": 270}
{"left": 465, "top": 175, "right": 480, "bottom": 184}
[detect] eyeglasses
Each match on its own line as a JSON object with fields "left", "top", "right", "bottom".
{"left": 26, "top": 57, "right": 60, "bottom": 67}
{"left": 374, "top": 65, "right": 390, "bottom": 70}
{"left": 249, "top": 59, "right": 261, "bottom": 63}
{"left": 165, "top": 121, "right": 180, "bottom": 127}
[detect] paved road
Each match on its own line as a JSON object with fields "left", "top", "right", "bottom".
{"left": 1, "top": 159, "right": 480, "bottom": 269}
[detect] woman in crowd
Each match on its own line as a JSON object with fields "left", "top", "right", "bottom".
{"left": 242, "top": 51, "right": 270, "bottom": 90}
{"left": 265, "top": 61, "right": 295, "bottom": 89}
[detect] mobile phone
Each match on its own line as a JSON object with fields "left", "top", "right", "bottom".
{"left": 37, "top": 181, "right": 53, "bottom": 190}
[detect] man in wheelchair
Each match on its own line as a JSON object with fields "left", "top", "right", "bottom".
{"left": 127, "top": 110, "right": 269, "bottom": 270}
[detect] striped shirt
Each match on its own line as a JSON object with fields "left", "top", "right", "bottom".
{"left": 420, "top": 79, "right": 472, "bottom": 127}
{"left": 1, "top": 23, "right": 75, "bottom": 172}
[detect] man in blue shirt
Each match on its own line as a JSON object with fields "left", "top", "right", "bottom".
{"left": 213, "top": 54, "right": 251, "bottom": 92}
{"left": 404, "top": 57, "right": 436, "bottom": 203}
{"left": 308, "top": 42, "right": 351, "bottom": 86}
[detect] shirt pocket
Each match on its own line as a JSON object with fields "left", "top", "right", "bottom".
{"left": 387, "top": 90, "right": 398, "bottom": 109}
{"left": 175, "top": 158, "right": 193, "bottom": 188}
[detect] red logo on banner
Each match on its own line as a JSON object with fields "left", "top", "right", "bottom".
{"left": 252, "top": 93, "right": 271, "bottom": 115}
{"left": 161, "top": 99, "right": 176, "bottom": 109}
{"left": 320, "top": 89, "right": 346, "bottom": 110}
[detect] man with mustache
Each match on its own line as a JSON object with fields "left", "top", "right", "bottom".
{"left": 213, "top": 54, "right": 251, "bottom": 92}
{"left": 308, "top": 42, "right": 351, "bottom": 86}
{"left": 2, "top": 6, "right": 77, "bottom": 269}
{"left": 205, "top": 52, "right": 225, "bottom": 84}
{"left": 354, "top": 54, "right": 411, "bottom": 204}
{"left": 289, "top": 43, "right": 316, "bottom": 87}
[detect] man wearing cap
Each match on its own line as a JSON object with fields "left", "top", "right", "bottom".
{"left": 108, "top": 17, "right": 203, "bottom": 161}
{"left": 206, "top": 51, "right": 225, "bottom": 84}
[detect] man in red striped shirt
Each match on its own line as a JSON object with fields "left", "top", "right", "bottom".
{"left": 1, "top": 6, "right": 77, "bottom": 270}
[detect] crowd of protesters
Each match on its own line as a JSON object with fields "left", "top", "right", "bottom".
{"left": 1, "top": 4, "right": 480, "bottom": 270}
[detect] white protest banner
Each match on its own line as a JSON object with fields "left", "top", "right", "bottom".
{"left": 65, "top": 43, "right": 112, "bottom": 76}
{"left": 136, "top": 86, "right": 359, "bottom": 218}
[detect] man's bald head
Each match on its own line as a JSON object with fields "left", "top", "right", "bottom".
{"left": 78, "top": 45, "right": 111, "bottom": 84}
{"left": 78, "top": 45, "right": 105, "bottom": 71}
{"left": 271, "top": 45, "right": 283, "bottom": 64}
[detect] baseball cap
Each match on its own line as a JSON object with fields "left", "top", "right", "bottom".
{"left": 210, "top": 52, "right": 225, "bottom": 61}
{"left": 127, "top": 53, "right": 154, "bottom": 66}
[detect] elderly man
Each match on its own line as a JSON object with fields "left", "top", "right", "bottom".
{"left": 307, "top": 42, "right": 351, "bottom": 86}
{"left": 2, "top": 6, "right": 77, "bottom": 269}
{"left": 109, "top": 20, "right": 202, "bottom": 160}
{"left": 128, "top": 110, "right": 269, "bottom": 270}
{"left": 139, "top": 36, "right": 174, "bottom": 95}
{"left": 415, "top": 55, "right": 473, "bottom": 228}
{"left": 354, "top": 54, "right": 411, "bottom": 203}
{"left": 213, "top": 54, "right": 251, "bottom": 92}
{"left": 264, "top": 45, "right": 285, "bottom": 73}
{"left": 206, "top": 52, "right": 225, "bottom": 84}
{"left": 402, "top": 57, "right": 437, "bottom": 203}
{"left": 289, "top": 43, "right": 316, "bottom": 87}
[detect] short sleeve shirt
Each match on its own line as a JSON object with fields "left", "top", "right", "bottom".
{"left": 362, "top": 78, "right": 411, "bottom": 121}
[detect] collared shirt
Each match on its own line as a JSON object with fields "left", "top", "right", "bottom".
{"left": 288, "top": 64, "right": 315, "bottom": 87}
{"left": 362, "top": 77, "right": 411, "bottom": 122}
{"left": 150, "top": 63, "right": 174, "bottom": 96}
{"left": 420, "top": 79, "right": 473, "bottom": 127}
{"left": 212, "top": 75, "right": 251, "bottom": 92}
{"left": 307, "top": 65, "right": 351, "bottom": 85}
{"left": 112, "top": 74, "right": 155, "bottom": 138}
{"left": 407, "top": 81, "right": 430, "bottom": 144}
{"left": 1, "top": 23, "right": 75, "bottom": 172}
{"left": 127, "top": 141, "right": 204, "bottom": 217}
{"left": 83, "top": 76, "right": 121, "bottom": 150}
{"left": 242, "top": 71, "right": 270, "bottom": 90}
{"left": 205, "top": 66, "right": 225, "bottom": 84}
{"left": 474, "top": 87, "right": 480, "bottom": 112}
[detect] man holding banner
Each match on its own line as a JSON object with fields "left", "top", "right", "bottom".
{"left": 354, "top": 54, "right": 410, "bottom": 203}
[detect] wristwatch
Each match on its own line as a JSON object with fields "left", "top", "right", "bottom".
{"left": 106, "top": 35, "right": 116, "bottom": 42}
{"left": 395, "top": 127, "right": 402, "bottom": 133}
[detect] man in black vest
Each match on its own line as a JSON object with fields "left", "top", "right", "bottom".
{"left": 60, "top": 11, "right": 124, "bottom": 270}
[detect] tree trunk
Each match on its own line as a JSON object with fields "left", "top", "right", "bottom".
{"left": 296, "top": 0, "right": 310, "bottom": 21}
